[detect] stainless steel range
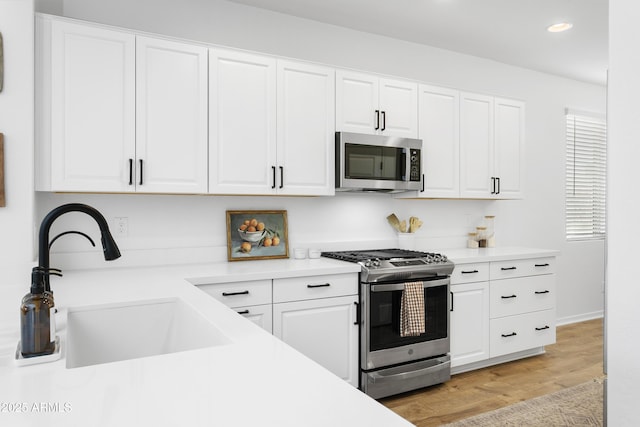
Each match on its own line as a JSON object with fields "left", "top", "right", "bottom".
{"left": 322, "top": 249, "right": 455, "bottom": 399}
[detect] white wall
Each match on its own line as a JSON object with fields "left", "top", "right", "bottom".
{"left": 31, "top": 0, "right": 607, "bottom": 323}
{"left": 607, "top": 1, "right": 640, "bottom": 424}
{"left": 0, "top": 0, "right": 35, "bottom": 286}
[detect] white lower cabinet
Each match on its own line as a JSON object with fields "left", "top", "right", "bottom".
{"left": 273, "top": 295, "right": 358, "bottom": 387}
{"left": 450, "top": 256, "right": 556, "bottom": 372}
{"left": 234, "top": 304, "right": 273, "bottom": 334}
{"left": 450, "top": 281, "right": 490, "bottom": 368}
{"left": 197, "top": 273, "right": 359, "bottom": 387}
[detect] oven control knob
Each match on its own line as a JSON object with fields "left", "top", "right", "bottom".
{"left": 373, "top": 258, "right": 381, "bottom": 267}
{"left": 364, "top": 259, "right": 373, "bottom": 268}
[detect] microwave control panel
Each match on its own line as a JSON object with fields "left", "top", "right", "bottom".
{"left": 409, "top": 149, "right": 421, "bottom": 182}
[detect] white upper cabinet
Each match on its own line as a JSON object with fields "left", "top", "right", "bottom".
{"left": 460, "top": 92, "right": 495, "bottom": 198}
{"left": 136, "top": 37, "right": 208, "bottom": 194}
{"left": 209, "top": 53, "right": 335, "bottom": 195}
{"left": 37, "top": 17, "right": 136, "bottom": 192}
{"left": 336, "top": 70, "right": 418, "bottom": 138}
{"left": 415, "top": 84, "right": 460, "bottom": 198}
{"left": 37, "top": 17, "right": 207, "bottom": 194}
{"left": 494, "top": 98, "right": 525, "bottom": 199}
{"left": 209, "top": 49, "right": 277, "bottom": 194}
{"left": 277, "top": 60, "right": 335, "bottom": 196}
{"left": 460, "top": 92, "right": 524, "bottom": 199}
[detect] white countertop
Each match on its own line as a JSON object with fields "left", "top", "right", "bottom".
{"left": 442, "top": 246, "right": 559, "bottom": 264}
{"left": 0, "top": 259, "right": 409, "bottom": 427}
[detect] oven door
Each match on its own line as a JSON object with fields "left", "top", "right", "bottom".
{"left": 362, "top": 277, "right": 450, "bottom": 370}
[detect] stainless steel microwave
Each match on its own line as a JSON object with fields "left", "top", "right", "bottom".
{"left": 335, "top": 132, "right": 422, "bottom": 192}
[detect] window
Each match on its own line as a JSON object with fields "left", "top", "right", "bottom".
{"left": 565, "top": 110, "right": 607, "bottom": 240}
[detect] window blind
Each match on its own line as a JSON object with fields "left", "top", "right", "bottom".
{"left": 565, "top": 112, "right": 607, "bottom": 240}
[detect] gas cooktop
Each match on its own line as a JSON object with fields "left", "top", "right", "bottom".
{"left": 321, "top": 248, "right": 454, "bottom": 283}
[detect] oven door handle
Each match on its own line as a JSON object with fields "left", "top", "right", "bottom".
{"left": 368, "top": 356, "right": 450, "bottom": 383}
{"left": 370, "top": 278, "right": 449, "bottom": 292}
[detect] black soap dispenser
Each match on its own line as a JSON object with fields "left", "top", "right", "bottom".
{"left": 20, "top": 267, "right": 56, "bottom": 357}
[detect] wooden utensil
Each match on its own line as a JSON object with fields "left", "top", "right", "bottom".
{"left": 386, "top": 213, "right": 402, "bottom": 232}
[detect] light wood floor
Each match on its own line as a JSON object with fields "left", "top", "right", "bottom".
{"left": 381, "top": 318, "right": 604, "bottom": 426}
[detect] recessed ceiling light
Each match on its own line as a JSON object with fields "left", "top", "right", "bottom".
{"left": 547, "top": 22, "right": 573, "bottom": 33}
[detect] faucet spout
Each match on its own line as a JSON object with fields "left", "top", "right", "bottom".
{"left": 39, "top": 203, "right": 121, "bottom": 291}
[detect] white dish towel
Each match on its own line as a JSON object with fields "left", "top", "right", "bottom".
{"left": 400, "top": 281, "right": 426, "bottom": 337}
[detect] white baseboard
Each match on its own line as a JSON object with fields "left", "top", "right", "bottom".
{"left": 557, "top": 310, "right": 604, "bottom": 326}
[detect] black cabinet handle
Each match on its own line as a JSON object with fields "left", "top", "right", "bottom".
{"left": 461, "top": 270, "right": 479, "bottom": 274}
{"left": 272, "top": 166, "right": 276, "bottom": 189}
{"left": 222, "top": 290, "right": 249, "bottom": 297}
{"left": 535, "top": 325, "right": 550, "bottom": 331}
{"left": 501, "top": 294, "right": 517, "bottom": 299}
{"left": 279, "top": 166, "right": 284, "bottom": 189}
{"left": 307, "top": 283, "right": 331, "bottom": 288}
{"left": 375, "top": 110, "right": 380, "bottom": 130}
{"left": 128, "top": 158, "right": 133, "bottom": 185}
{"left": 491, "top": 177, "right": 496, "bottom": 194}
{"left": 535, "top": 290, "right": 550, "bottom": 295}
{"left": 501, "top": 266, "right": 517, "bottom": 271}
{"left": 450, "top": 291, "right": 454, "bottom": 312}
{"left": 236, "top": 310, "right": 250, "bottom": 315}
{"left": 139, "top": 159, "right": 144, "bottom": 185}
{"left": 496, "top": 177, "right": 501, "bottom": 194}
{"left": 501, "top": 332, "right": 517, "bottom": 338}
{"left": 381, "top": 110, "right": 386, "bottom": 131}
{"left": 421, "top": 173, "right": 425, "bottom": 192}
{"left": 354, "top": 301, "right": 359, "bottom": 325}
{"left": 535, "top": 263, "right": 550, "bottom": 267}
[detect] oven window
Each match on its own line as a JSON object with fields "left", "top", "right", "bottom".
{"left": 369, "top": 284, "right": 448, "bottom": 352}
{"left": 345, "top": 143, "right": 405, "bottom": 181}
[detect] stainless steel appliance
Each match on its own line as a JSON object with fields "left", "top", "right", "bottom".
{"left": 335, "top": 132, "right": 422, "bottom": 193}
{"left": 322, "top": 249, "right": 454, "bottom": 399}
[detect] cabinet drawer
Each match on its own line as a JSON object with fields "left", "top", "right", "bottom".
{"left": 490, "top": 275, "right": 555, "bottom": 318}
{"left": 273, "top": 273, "right": 357, "bottom": 303}
{"left": 490, "top": 309, "right": 556, "bottom": 358}
{"left": 197, "top": 280, "right": 272, "bottom": 308}
{"left": 451, "top": 263, "right": 490, "bottom": 284}
{"left": 490, "top": 257, "right": 556, "bottom": 280}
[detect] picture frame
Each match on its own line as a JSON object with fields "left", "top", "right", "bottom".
{"left": 226, "top": 210, "right": 289, "bottom": 261}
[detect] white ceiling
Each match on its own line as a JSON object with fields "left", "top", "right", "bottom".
{"left": 227, "top": 0, "right": 608, "bottom": 86}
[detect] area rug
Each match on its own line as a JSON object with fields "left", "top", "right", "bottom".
{"left": 442, "top": 378, "right": 603, "bottom": 426}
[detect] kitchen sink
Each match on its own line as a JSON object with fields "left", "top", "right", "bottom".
{"left": 65, "top": 298, "right": 231, "bottom": 369}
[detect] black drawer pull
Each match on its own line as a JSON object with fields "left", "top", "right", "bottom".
{"left": 501, "top": 266, "right": 517, "bottom": 271}
{"left": 354, "top": 301, "right": 360, "bottom": 325}
{"left": 535, "top": 325, "right": 550, "bottom": 331}
{"left": 307, "top": 283, "right": 331, "bottom": 289}
{"left": 222, "top": 290, "right": 249, "bottom": 297}
{"left": 501, "top": 332, "right": 517, "bottom": 338}
{"left": 236, "top": 310, "right": 250, "bottom": 315}
{"left": 535, "top": 263, "right": 550, "bottom": 267}
{"left": 535, "top": 290, "right": 550, "bottom": 295}
{"left": 501, "top": 294, "right": 517, "bottom": 299}
{"left": 461, "top": 270, "right": 479, "bottom": 274}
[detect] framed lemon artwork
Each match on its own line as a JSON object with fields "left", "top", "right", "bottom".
{"left": 226, "top": 210, "right": 289, "bottom": 261}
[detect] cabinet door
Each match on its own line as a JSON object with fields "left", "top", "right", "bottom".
{"left": 273, "top": 295, "right": 359, "bottom": 387}
{"left": 494, "top": 98, "right": 525, "bottom": 199}
{"left": 418, "top": 84, "right": 460, "bottom": 198}
{"left": 450, "top": 282, "right": 490, "bottom": 368}
{"left": 234, "top": 304, "right": 273, "bottom": 334}
{"left": 277, "top": 60, "right": 335, "bottom": 196}
{"left": 460, "top": 92, "right": 494, "bottom": 198}
{"left": 378, "top": 78, "right": 418, "bottom": 138}
{"left": 136, "top": 37, "right": 208, "bottom": 193}
{"left": 49, "top": 19, "right": 135, "bottom": 192}
{"left": 209, "top": 49, "right": 277, "bottom": 194}
{"left": 335, "top": 70, "right": 379, "bottom": 135}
